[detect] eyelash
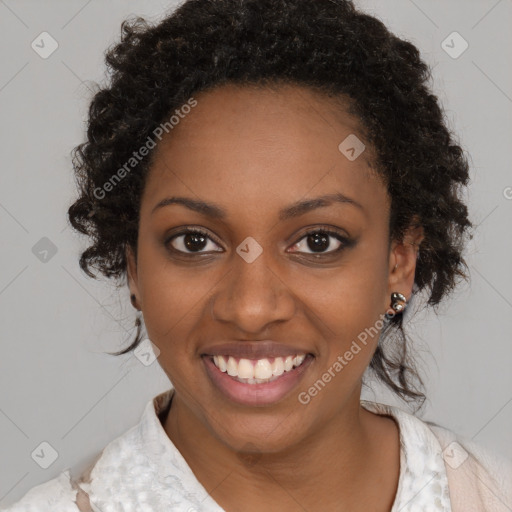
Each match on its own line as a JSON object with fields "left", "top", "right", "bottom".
{"left": 164, "top": 226, "right": 353, "bottom": 258}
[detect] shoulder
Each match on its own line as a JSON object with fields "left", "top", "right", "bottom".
{"left": 427, "top": 422, "right": 512, "bottom": 512}
{"left": 361, "top": 400, "right": 512, "bottom": 511}
{"left": 0, "top": 469, "right": 83, "bottom": 512}
{"left": 1, "top": 392, "right": 173, "bottom": 512}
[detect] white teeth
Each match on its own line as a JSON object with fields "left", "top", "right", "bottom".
{"left": 293, "top": 354, "right": 306, "bottom": 367}
{"left": 227, "top": 356, "right": 238, "bottom": 377}
{"left": 271, "top": 357, "right": 284, "bottom": 377}
{"left": 217, "top": 355, "right": 227, "bottom": 372}
{"left": 211, "top": 354, "right": 307, "bottom": 381}
{"left": 254, "top": 359, "right": 273, "bottom": 379}
{"left": 238, "top": 358, "right": 254, "bottom": 379}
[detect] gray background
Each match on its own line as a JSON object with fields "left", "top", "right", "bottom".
{"left": 1, "top": 0, "right": 511, "bottom": 507}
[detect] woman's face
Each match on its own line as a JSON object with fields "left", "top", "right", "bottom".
{"left": 127, "top": 83, "right": 420, "bottom": 453}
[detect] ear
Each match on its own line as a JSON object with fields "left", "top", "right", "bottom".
{"left": 387, "top": 217, "right": 424, "bottom": 309}
{"left": 126, "top": 244, "right": 141, "bottom": 309}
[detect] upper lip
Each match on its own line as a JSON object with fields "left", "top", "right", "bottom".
{"left": 201, "top": 341, "right": 312, "bottom": 359}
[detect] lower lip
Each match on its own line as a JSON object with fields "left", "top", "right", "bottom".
{"left": 202, "top": 354, "right": 314, "bottom": 406}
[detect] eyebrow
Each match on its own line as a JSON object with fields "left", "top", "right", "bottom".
{"left": 151, "top": 192, "right": 363, "bottom": 221}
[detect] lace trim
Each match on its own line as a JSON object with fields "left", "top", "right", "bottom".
{"left": 70, "top": 451, "right": 103, "bottom": 512}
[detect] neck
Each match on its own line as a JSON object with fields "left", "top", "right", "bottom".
{"left": 162, "top": 387, "right": 400, "bottom": 511}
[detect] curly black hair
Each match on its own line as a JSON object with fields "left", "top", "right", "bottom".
{"left": 67, "top": 0, "right": 473, "bottom": 410}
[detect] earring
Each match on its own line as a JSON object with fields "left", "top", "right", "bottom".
{"left": 390, "top": 292, "right": 407, "bottom": 312}
{"left": 130, "top": 294, "right": 138, "bottom": 309}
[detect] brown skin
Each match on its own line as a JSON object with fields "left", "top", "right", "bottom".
{"left": 126, "top": 83, "right": 424, "bottom": 511}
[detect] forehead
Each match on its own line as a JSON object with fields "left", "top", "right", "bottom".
{"left": 142, "top": 83, "right": 387, "bottom": 220}
{"left": 154, "top": 83, "right": 372, "bottom": 162}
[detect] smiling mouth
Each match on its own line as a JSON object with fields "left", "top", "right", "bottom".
{"left": 206, "top": 354, "right": 310, "bottom": 384}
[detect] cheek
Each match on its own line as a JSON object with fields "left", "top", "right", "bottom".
{"left": 301, "top": 249, "right": 388, "bottom": 328}
{"left": 135, "top": 240, "right": 190, "bottom": 335}
{"left": 135, "top": 240, "right": 223, "bottom": 360}
{"left": 301, "top": 247, "right": 389, "bottom": 371}
{"left": 138, "top": 271, "right": 204, "bottom": 384}
{"left": 139, "top": 266, "right": 202, "bottom": 340}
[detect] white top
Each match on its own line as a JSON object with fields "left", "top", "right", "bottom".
{"left": 3, "top": 388, "right": 511, "bottom": 512}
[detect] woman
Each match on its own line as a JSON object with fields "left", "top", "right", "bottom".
{"left": 5, "top": 0, "right": 511, "bottom": 510}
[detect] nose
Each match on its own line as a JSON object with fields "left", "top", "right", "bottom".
{"left": 210, "top": 246, "right": 296, "bottom": 334}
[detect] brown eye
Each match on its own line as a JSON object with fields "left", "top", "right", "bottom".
{"left": 288, "top": 227, "right": 353, "bottom": 256}
{"left": 165, "top": 229, "right": 223, "bottom": 254}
